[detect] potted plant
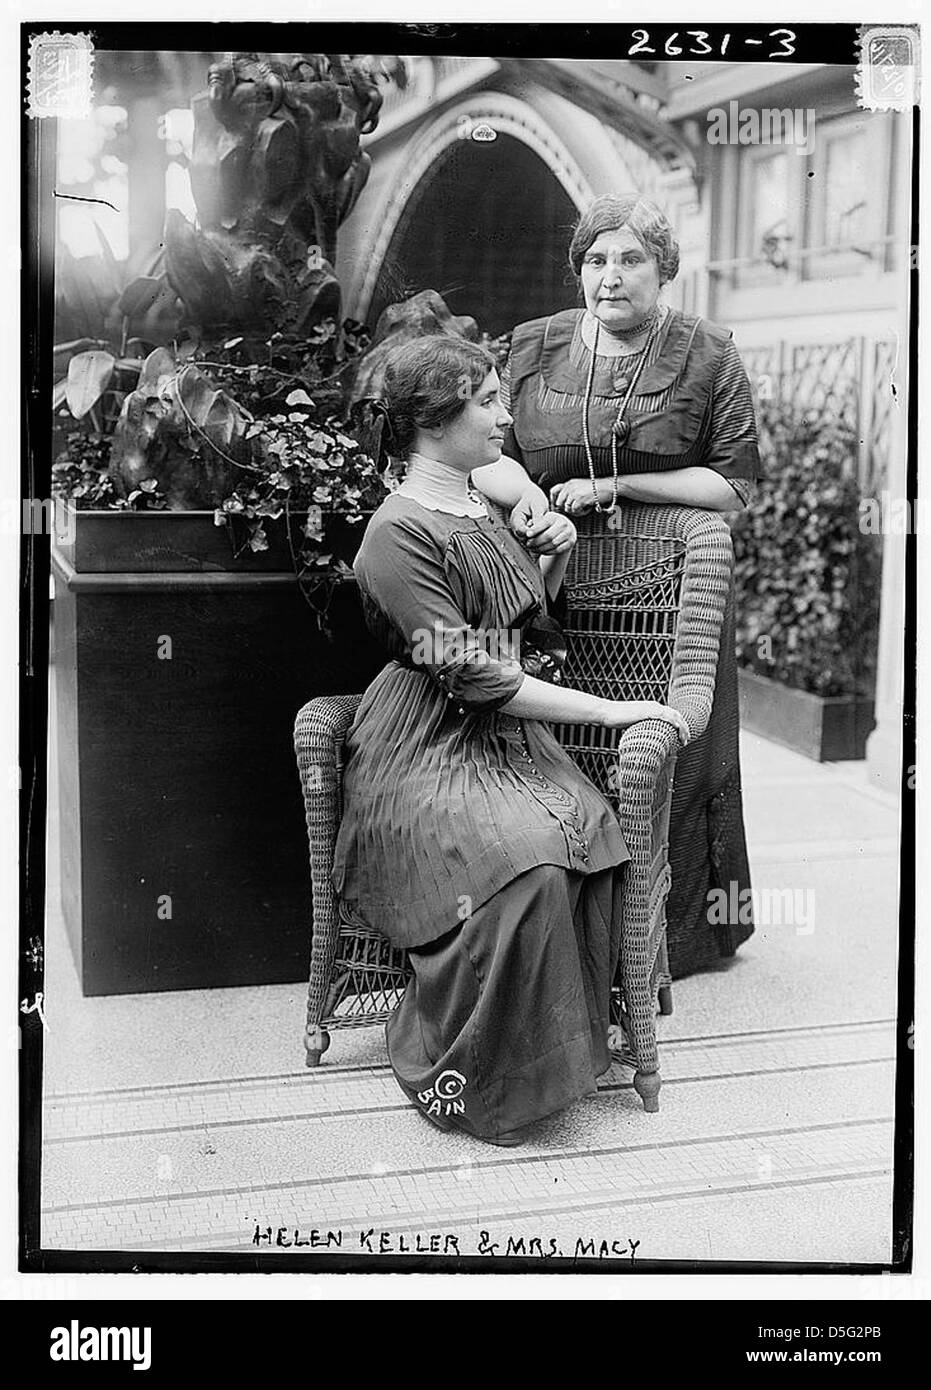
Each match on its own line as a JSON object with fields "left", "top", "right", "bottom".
{"left": 49, "top": 51, "right": 406, "bottom": 995}
{"left": 730, "top": 402, "right": 881, "bottom": 761}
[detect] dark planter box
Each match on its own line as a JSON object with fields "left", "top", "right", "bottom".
{"left": 738, "top": 667, "right": 875, "bottom": 762}
{"left": 52, "top": 506, "right": 384, "bottom": 996}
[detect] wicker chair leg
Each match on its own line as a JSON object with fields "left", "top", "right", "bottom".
{"left": 658, "top": 985, "right": 674, "bottom": 1016}
{"left": 305, "top": 1026, "right": 331, "bottom": 1068}
{"left": 633, "top": 1068, "right": 661, "bottom": 1113}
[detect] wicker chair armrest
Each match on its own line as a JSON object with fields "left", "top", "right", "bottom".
{"left": 616, "top": 718, "right": 677, "bottom": 790}
{"left": 615, "top": 687, "right": 707, "bottom": 784}
{"left": 614, "top": 716, "right": 680, "bottom": 1072}
{"left": 665, "top": 510, "right": 732, "bottom": 736}
{"left": 293, "top": 694, "right": 363, "bottom": 1017}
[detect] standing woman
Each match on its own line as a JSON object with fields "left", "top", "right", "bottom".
{"left": 484, "top": 193, "right": 761, "bottom": 978}
{"left": 332, "top": 336, "right": 688, "bottom": 1146}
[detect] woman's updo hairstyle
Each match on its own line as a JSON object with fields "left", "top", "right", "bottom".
{"left": 380, "top": 336, "right": 497, "bottom": 459}
{"left": 568, "top": 193, "right": 680, "bottom": 285}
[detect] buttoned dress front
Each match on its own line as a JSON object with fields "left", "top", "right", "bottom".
{"left": 331, "top": 492, "right": 630, "bottom": 1142}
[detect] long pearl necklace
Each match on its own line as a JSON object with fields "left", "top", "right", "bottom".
{"left": 581, "top": 314, "right": 660, "bottom": 514}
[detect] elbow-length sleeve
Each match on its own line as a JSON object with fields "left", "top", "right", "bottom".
{"left": 355, "top": 514, "right": 526, "bottom": 714}
{"left": 701, "top": 339, "right": 762, "bottom": 490}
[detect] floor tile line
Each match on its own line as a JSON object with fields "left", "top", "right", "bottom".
{"left": 42, "top": 1115, "right": 894, "bottom": 1214}
{"left": 43, "top": 1017, "right": 895, "bottom": 1105}
{"left": 43, "top": 1054, "right": 897, "bottom": 1146}
{"left": 45, "top": 1167, "right": 893, "bottom": 1255}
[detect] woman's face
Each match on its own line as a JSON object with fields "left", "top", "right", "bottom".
{"left": 580, "top": 227, "right": 662, "bottom": 333}
{"left": 432, "top": 369, "right": 512, "bottom": 471}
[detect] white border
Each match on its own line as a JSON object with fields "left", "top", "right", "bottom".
{"left": 1, "top": 0, "right": 928, "bottom": 1305}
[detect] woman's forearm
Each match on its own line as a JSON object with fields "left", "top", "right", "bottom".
{"left": 470, "top": 454, "right": 543, "bottom": 508}
{"left": 500, "top": 674, "right": 607, "bottom": 724}
{"left": 615, "top": 467, "right": 747, "bottom": 511}
{"left": 500, "top": 675, "right": 691, "bottom": 744}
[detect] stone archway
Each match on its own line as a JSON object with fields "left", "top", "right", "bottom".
{"left": 367, "top": 132, "right": 580, "bottom": 337}
{"left": 347, "top": 92, "right": 596, "bottom": 333}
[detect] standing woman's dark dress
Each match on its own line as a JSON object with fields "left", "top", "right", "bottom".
{"left": 502, "top": 305, "right": 761, "bottom": 978}
{"left": 331, "top": 491, "right": 630, "bottom": 1143}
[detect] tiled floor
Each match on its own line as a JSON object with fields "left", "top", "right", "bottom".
{"left": 40, "top": 730, "right": 904, "bottom": 1265}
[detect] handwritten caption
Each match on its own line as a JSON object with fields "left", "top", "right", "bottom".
{"left": 252, "top": 1224, "right": 639, "bottom": 1261}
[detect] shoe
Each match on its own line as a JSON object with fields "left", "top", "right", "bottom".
{"left": 482, "top": 1127, "right": 531, "bottom": 1148}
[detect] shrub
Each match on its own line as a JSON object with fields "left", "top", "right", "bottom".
{"left": 731, "top": 403, "right": 882, "bottom": 699}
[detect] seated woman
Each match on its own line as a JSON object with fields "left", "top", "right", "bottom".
{"left": 331, "top": 337, "right": 687, "bottom": 1146}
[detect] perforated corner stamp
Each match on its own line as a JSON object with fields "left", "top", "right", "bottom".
{"left": 27, "top": 32, "right": 94, "bottom": 119}
{"left": 856, "top": 25, "right": 920, "bottom": 112}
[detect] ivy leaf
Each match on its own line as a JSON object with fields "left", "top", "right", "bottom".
{"left": 248, "top": 524, "right": 269, "bottom": 553}
{"left": 285, "top": 389, "right": 315, "bottom": 409}
{"left": 138, "top": 478, "right": 159, "bottom": 493}
{"left": 303, "top": 505, "right": 324, "bottom": 541}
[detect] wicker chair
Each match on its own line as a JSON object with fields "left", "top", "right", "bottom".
{"left": 293, "top": 504, "right": 733, "bottom": 1112}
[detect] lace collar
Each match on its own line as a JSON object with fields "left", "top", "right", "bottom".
{"left": 396, "top": 452, "right": 489, "bottom": 518}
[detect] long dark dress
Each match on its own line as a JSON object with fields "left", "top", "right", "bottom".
{"left": 502, "top": 306, "right": 761, "bottom": 979}
{"left": 331, "top": 492, "right": 630, "bottom": 1142}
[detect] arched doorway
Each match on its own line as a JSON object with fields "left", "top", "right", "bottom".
{"left": 366, "top": 133, "right": 581, "bottom": 337}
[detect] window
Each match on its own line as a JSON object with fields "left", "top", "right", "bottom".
{"left": 735, "top": 147, "right": 800, "bottom": 287}
{"left": 749, "top": 152, "right": 790, "bottom": 266}
{"left": 804, "top": 115, "right": 888, "bottom": 279}
{"left": 730, "top": 108, "right": 894, "bottom": 289}
{"left": 822, "top": 132, "right": 867, "bottom": 247}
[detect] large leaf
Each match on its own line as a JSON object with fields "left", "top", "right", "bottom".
{"left": 137, "top": 346, "right": 177, "bottom": 395}
{"left": 117, "top": 276, "right": 164, "bottom": 320}
{"left": 65, "top": 350, "right": 116, "bottom": 418}
{"left": 92, "top": 222, "right": 122, "bottom": 297}
{"left": 176, "top": 364, "right": 248, "bottom": 455}
{"left": 126, "top": 240, "right": 166, "bottom": 280}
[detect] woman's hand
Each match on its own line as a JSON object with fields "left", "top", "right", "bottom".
{"left": 550, "top": 477, "right": 611, "bottom": 515}
{"left": 524, "top": 511, "right": 577, "bottom": 554}
{"left": 509, "top": 490, "right": 577, "bottom": 554}
{"left": 599, "top": 699, "right": 690, "bottom": 745}
{"left": 508, "top": 486, "right": 549, "bottom": 537}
